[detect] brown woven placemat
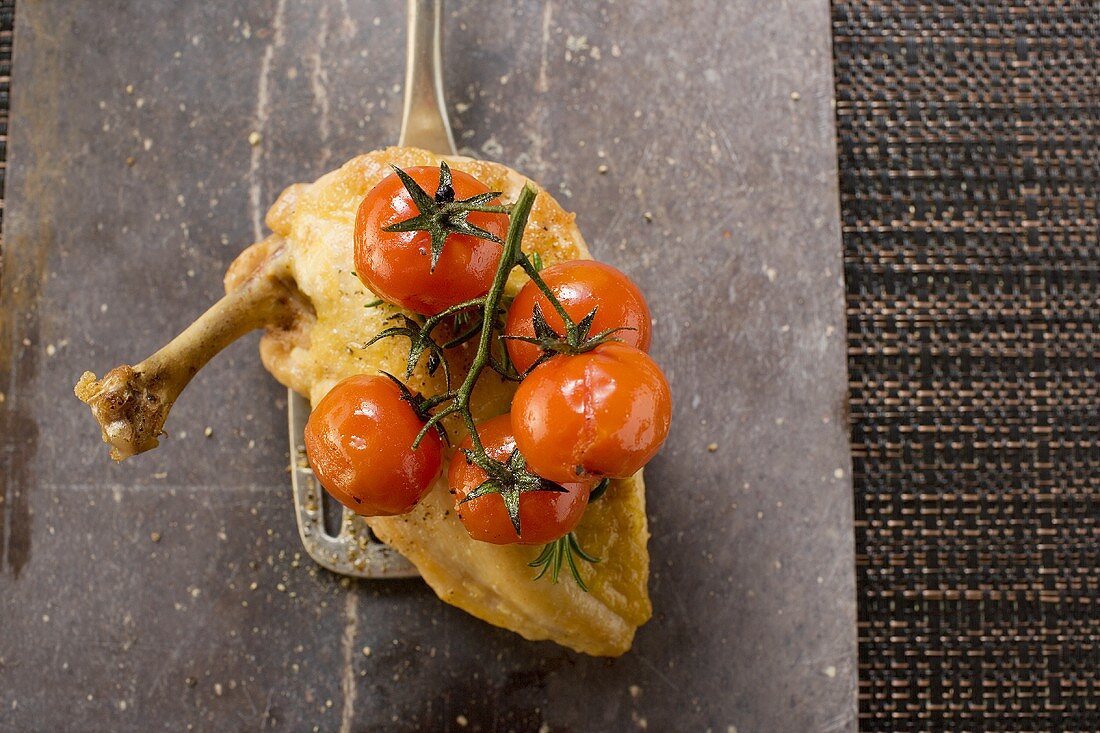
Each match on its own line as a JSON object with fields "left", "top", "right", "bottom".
{"left": 833, "top": 0, "right": 1099, "bottom": 728}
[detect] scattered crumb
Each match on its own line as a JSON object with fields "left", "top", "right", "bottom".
{"left": 213, "top": 683, "right": 223, "bottom": 696}
{"left": 150, "top": 532, "right": 161, "bottom": 543}
{"left": 125, "top": 156, "right": 136, "bottom": 167}
{"left": 362, "top": 646, "right": 372, "bottom": 657}
{"left": 204, "top": 426, "right": 214, "bottom": 438}
{"left": 707, "top": 443, "right": 718, "bottom": 452}
{"left": 834, "top": 468, "right": 845, "bottom": 479}
{"left": 824, "top": 665, "right": 837, "bottom": 678}
{"left": 276, "top": 583, "right": 286, "bottom": 592}
{"left": 597, "top": 164, "right": 609, "bottom": 174}
{"left": 629, "top": 684, "right": 641, "bottom": 698}
{"left": 125, "top": 84, "right": 134, "bottom": 94}
{"left": 643, "top": 211, "right": 653, "bottom": 223}
{"left": 456, "top": 715, "right": 469, "bottom": 727}
{"left": 248, "top": 131, "right": 262, "bottom": 146}
{"left": 790, "top": 91, "right": 801, "bottom": 101}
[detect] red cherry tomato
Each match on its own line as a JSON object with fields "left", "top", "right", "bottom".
{"left": 354, "top": 166, "right": 509, "bottom": 316}
{"left": 504, "top": 260, "right": 652, "bottom": 373}
{"left": 511, "top": 342, "right": 671, "bottom": 482}
{"left": 304, "top": 375, "right": 443, "bottom": 516}
{"left": 448, "top": 414, "right": 591, "bottom": 545}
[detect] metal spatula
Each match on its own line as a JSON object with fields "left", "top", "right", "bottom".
{"left": 288, "top": 0, "right": 457, "bottom": 579}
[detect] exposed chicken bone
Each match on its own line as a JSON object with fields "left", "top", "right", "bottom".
{"left": 75, "top": 237, "right": 302, "bottom": 460}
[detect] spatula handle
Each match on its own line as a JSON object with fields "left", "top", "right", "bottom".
{"left": 398, "top": 0, "right": 457, "bottom": 155}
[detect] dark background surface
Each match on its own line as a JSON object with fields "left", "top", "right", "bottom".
{"left": 0, "top": 2, "right": 856, "bottom": 732}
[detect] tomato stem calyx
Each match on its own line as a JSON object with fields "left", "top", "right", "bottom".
{"left": 501, "top": 295, "right": 636, "bottom": 374}
{"left": 458, "top": 448, "right": 569, "bottom": 536}
{"left": 368, "top": 314, "right": 453, "bottom": 387}
{"left": 382, "top": 162, "right": 510, "bottom": 272}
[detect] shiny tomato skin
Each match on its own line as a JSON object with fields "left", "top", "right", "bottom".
{"left": 511, "top": 342, "right": 671, "bottom": 482}
{"left": 448, "top": 414, "right": 591, "bottom": 545}
{"left": 504, "top": 260, "right": 652, "bottom": 373}
{"left": 354, "top": 166, "right": 509, "bottom": 316}
{"left": 304, "top": 375, "right": 443, "bottom": 516}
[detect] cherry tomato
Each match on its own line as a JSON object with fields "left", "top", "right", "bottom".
{"left": 511, "top": 342, "right": 671, "bottom": 482}
{"left": 448, "top": 414, "right": 591, "bottom": 545}
{"left": 304, "top": 374, "right": 443, "bottom": 516}
{"left": 354, "top": 166, "right": 509, "bottom": 316}
{"left": 504, "top": 260, "right": 652, "bottom": 373}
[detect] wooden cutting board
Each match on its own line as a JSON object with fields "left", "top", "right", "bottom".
{"left": 0, "top": 1, "right": 856, "bottom": 730}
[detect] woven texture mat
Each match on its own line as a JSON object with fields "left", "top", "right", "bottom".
{"left": 832, "top": 1, "right": 1099, "bottom": 728}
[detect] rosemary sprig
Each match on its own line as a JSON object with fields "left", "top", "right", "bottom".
{"left": 529, "top": 532, "right": 600, "bottom": 592}
{"left": 382, "top": 161, "right": 507, "bottom": 272}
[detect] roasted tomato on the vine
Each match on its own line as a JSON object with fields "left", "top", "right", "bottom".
{"left": 504, "top": 260, "right": 652, "bottom": 373}
{"left": 448, "top": 414, "right": 591, "bottom": 545}
{"left": 354, "top": 164, "right": 509, "bottom": 316}
{"left": 511, "top": 342, "right": 672, "bottom": 483}
{"left": 304, "top": 374, "right": 443, "bottom": 516}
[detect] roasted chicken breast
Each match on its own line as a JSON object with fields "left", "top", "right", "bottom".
{"left": 77, "top": 147, "right": 652, "bottom": 656}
